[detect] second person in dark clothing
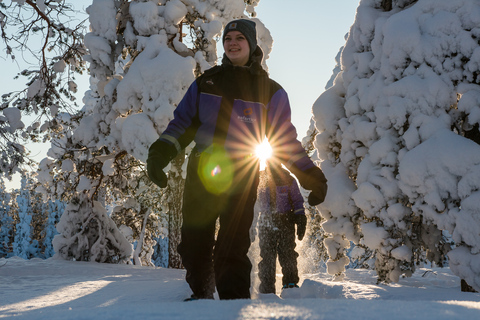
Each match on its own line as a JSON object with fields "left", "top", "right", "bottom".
{"left": 257, "top": 160, "right": 307, "bottom": 294}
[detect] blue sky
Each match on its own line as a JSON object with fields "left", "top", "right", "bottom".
{"left": 254, "top": 0, "right": 360, "bottom": 137}
{"left": 2, "top": 0, "right": 360, "bottom": 189}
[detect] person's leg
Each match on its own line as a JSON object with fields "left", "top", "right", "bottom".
{"left": 258, "top": 224, "right": 278, "bottom": 294}
{"left": 178, "top": 224, "right": 216, "bottom": 299}
{"left": 177, "top": 153, "right": 219, "bottom": 299}
{"left": 214, "top": 188, "right": 257, "bottom": 299}
{"left": 277, "top": 214, "right": 299, "bottom": 287}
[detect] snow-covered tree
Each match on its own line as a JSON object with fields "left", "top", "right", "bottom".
{"left": 0, "top": 0, "right": 87, "bottom": 176}
{"left": 12, "top": 172, "right": 34, "bottom": 259}
{"left": 152, "top": 236, "right": 169, "bottom": 267}
{"left": 0, "top": 179, "right": 13, "bottom": 258}
{"left": 38, "top": 0, "right": 270, "bottom": 266}
{"left": 43, "top": 199, "right": 65, "bottom": 258}
{"left": 314, "top": 0, "right": 480, "bottom": 290}
{"left": 297, "top": 119, "right": 327, "bottom": 273}
{"left": 52, "top": 193, "right": 133, "bottom": 263}
{"left": 110, "top": 196, "right": 163, "bottom": 266}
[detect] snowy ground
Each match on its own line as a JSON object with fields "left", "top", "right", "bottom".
{"left": 1, "top": 257, "right": 480, "bottom": 319}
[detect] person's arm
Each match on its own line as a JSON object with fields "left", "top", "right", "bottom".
{"left": 147, "top": 81, "right": 200, "bottom": 187}
{"left": 289, "top": 179, "right": 305, "bottom": 215}
{"left": 266, "top": 88, "right": 327, "bottom": 205}
{"left": 287, "top": 177, "right": 307, "bottom": 241}
{"left": 156, "top": 80, "right": 201, "bottom": 156}
{"left": 266, "top": 88, "right": 312, "bottom": 173}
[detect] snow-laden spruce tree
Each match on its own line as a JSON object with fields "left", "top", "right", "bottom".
{"left": 43, "top": 199, "right": 65, "bottom": 258}
{"left": 39, "top": 0, "right": 269, "bottom": 266}
{"left": 0, "top": 179, "right": 13, "bottom": 258}
{"left": 53, "top": 193, "right": 133, "bottom": 263}
{"left": 295, "top": 119, "right": 328, "bottom": 273}
{"left": 28, "top": 184, "right": 45, "bottom": 259}
{"left": 314, "top": 0, "right": 480, "bottom": 289}
{"left": 12, "top": 172, "right": 34, "bottom": 259}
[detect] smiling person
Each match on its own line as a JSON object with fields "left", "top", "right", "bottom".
{"left": 147, "top": 19, "right": 327, "bottom": 301}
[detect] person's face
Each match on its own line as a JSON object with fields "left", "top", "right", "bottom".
{"left": 223, "top": 31, "right": 250, "bottom": 66}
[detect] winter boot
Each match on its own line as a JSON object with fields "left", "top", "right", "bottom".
{"left": 280, "top": 283, "right": 301, "bottom": 299}
{"left": 184, "top": 294, "right": 199, "bottom": 301}
{"left": 282, "top": 283, "right": 299, "bottom": 289}
{"left": 184, "top": 293, "right": 215, "bottom": 301}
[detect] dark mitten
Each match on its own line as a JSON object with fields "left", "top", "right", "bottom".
{"left": 301, "top": 166, "right": 328, "bottom": 206}
{"left": 146, "top": 139, "right": 177, "bottom": 188}
{"left": 147, "top": 161, "right": 168, "bottom": 188}
{"left": 294, "top": 214, "right": 307, "bottom": 241}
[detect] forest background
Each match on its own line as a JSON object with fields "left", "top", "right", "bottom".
{"left": 2, "top": 0, "right": 480, "bottom": 295}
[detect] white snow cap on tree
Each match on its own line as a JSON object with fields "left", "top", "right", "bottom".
{"left": 313, "top": 0, "right": 480, "bottom": 289}
{"left": 112, "top": 35, "right": 196, "bottom": 162}
{"left": 2, "top": 108, "right": 24, "bottom": 132}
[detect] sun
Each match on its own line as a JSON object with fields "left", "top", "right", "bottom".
{"left": 255, "top": 139, "right": 273, "bottom": 170}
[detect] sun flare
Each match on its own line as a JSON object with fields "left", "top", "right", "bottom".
{"left": 255, "top": 139, "right": 273, "bottom": 170}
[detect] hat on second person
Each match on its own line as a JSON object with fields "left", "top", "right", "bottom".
{"left": 222, "top": 19, "right": 257, "bottom": 56}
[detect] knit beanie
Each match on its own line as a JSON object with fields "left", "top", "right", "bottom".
{"left": 222, "top": 19, "right": 257, "bottom": 56}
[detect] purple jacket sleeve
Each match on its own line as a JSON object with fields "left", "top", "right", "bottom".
{"left": 289, "top": 179, "right": 305, "bottom": 215}
{"left": 266, "top": 89, "right": 315, "bottom": 174}
{"left": 158, "top": 81, "right": 199, "bottom": 152}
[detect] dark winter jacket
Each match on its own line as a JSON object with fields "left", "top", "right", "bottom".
{"left": 155, "top": 48, "right": 315, "bottom": 187}
{"left": 258, "top": 170, "right": 305, "bottom": 216}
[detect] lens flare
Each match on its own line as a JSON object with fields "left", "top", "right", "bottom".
{"left": 211, "top": 165, "right": 221, "bottom": 177}
{"left": 198, "top": 145, "right": 234, "bottom": 195}
{"left": 255, "top": 139, "right": 272, "bottom": 170}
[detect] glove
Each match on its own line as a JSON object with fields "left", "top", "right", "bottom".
{"left": 301, "top": 166, "right": 328, "bottom": 206}
{"left": 147, "top": 160, "right": 168, "bottom": 188}
{"left": 146, "top": 139, "right": 177, "bottom": 188}
{"left": 293, "top": 214, "right": 307, "bottom": 241}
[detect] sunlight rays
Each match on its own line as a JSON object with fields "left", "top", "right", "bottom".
{"left": 255, "top": 139, "right": 273, "bottom": 171}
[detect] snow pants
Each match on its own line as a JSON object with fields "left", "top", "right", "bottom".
{"left": 177, "top": 151, "right": 259, "bottom": 300}
{"left": 258, "top": 213, "right": 299, "bottom": 294}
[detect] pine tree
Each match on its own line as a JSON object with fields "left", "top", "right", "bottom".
{"left": 0, "top": 179, "right": 13, "bottom": 258}
{"left": 53, "top": 193, "right": 133, "bottom": 263}
{"left": 28, "top": 177, "right": 47, "bottom": 259}
{"left": 110, "top": 197, "right": 162, "bottom": 266}
{"left": 314, "top": 0, "right": 480, "bottom": 289}
{"left": 43, "top": 199, "right": 65, "bottom": 258}
{"left": 152, "top": 236, "right": 169, "bottom": 267}
{"left": 12, "top": 172, "right": 34, "bottom": 259}
{"left": 298, "top": 120, "right": 329, "bottom": 273}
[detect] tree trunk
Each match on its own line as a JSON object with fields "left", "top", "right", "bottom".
{"left": 167, "top": 151, "right": 186, "bottom": 269}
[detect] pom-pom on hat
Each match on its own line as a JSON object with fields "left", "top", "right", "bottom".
{"left": 222, "top": 19, "right": 257, "bottom": 56}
